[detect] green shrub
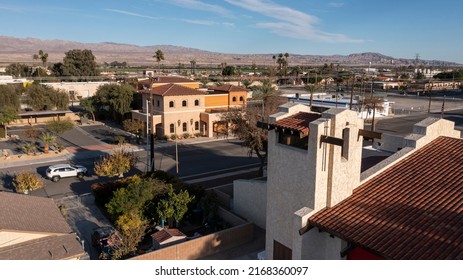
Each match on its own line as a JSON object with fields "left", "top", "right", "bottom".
{"left": 182, "top": 133, "right": 190, "bottom": 139}
{"left": 170, "top": 134, "right": 178, "bottom": 140}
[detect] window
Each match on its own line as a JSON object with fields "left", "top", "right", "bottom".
{"left": 182, "top": 122, "right": 187, "bottom": 132}
{"left": 169, "top": 101, "right": 174, "bottom": 108}
{"left": 157, "top": 100, "right": 160, "bottom": 107}
{"left": 182, "top": 100, "right": 187, "bottom": 107}
{"left": 194, "top": 99, "right": 199, "bottom": 106}
{"left": 342, "top": 128, "right": 350, "bottom": 159}
{"left": 170, "top": 124, "right": 175, "bottom": 133}
{"left": 195, "top": 121, "right": 199, "bottom": 131}
{"left": 278, "top": 131, "right": 308, "bottom": 150}
{"left": 232, "top": 96, "right": 237, "bottom": 102}
{"left": 239, "top": 96, "right": 244, "bottom": 102}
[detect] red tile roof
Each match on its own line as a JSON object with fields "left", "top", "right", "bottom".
{"left": 270, "top": 112, "right": 321, "bottom": 137}
{"left": 146, "top": 84, "right": 205, "bottom": 96}
{"left": 151, "top": 228, "right": 186, "bottom": 243}
{"left": 140, "top": 77, "right": 196, "bottom": 85}
{"left": 212, "top": 85, "right": 248, "bottom": 92}
{"left": 309, "top": 136, "right": 463, "bottom": 260}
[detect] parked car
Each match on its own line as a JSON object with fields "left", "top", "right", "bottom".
{"left": 45, "top": 163, "right": 87, "bottom": 182}
{"left": 91, "top": 226, "right": 115, "bottom": 254}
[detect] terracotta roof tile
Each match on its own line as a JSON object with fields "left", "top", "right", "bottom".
{"left": 270, "top": 112, "right": 321, "bottom": 137}
{"left": 146, "top": 84, "right": 205, "bottom": 97}
{"left": 309, "top": 136, "right": 463, "bottom": 259}
{"left": 140, "top": 77, "right": 196, "bottom": 84}
{"left": 151, "top": 228, "right": 186, "bottom": 243}
{"left": 212, "top": 85, "right": 248, "bottom": 92}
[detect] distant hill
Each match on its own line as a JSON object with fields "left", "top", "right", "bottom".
{"left": 0, "top": 35, "right": 459, "bottom": 67}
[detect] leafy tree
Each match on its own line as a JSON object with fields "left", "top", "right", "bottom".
{"left": 106, "top": 211, "right": 148, "bottom": 260}
{"left": 153, "top": 49, "right": 164, "bottom": 74}
{"left": 242, "top": 79, "right": 252, "bottom": 89}
{"left": 122, "top": 119, "right": 144, "bottom": 143}
{"left": 62, "top": 49, "right": 99, "bottom": 76}
{"left": 94, "top": 149, "right": 138, "bottom": 178}
{"left": 94, "top": 84, "right": 135, "bottom": 122}
{"left": 39, "top": 132, "right": 56, "bottom": 154}
{"left": 5, "top": 63, "right": 31, "bottom": 77}
{"left": 24, "top": 84, "right": 69, "bottom": 111}
{"left": 13, "top": 172, "right": 44, "bottom": 194}
{"left": 32, "top": 50, "right": 48, "bottom": 67}
{"left": 156, "top": 186, "right": 194, "bottom": 227}
{"left": 360, "top": 96, "right": 384, "bottom": 131}
{"left": 0, "top": 107, "right": 19, "bottom": 138}
{"left": 0, "top": 85, "right": 20, "bottom": 111}
{"left": 190, "top": 59, "right": 196, "bottom": 74}
{"left": 222, "top": 65, "right": 236, "bottom": 76}
{"left": 51, "top": 62, "right": 65, "bottom": 76}
{"left": 46, "top": 118, "right": 75, "bottom": 134}
{"left": 79, "top": 97, "right": 97, "bottom": 121}
{"left": 251, "top": 79, "right": 277, "bottom": 100}
{"left": 156, "top": 199, "right": 175, "bottom": 227}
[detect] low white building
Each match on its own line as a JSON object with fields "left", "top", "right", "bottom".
{"left": 40, "top": 81, "right": 114, "bottom": 99}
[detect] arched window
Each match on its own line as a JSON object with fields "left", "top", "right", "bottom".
{"left": 169, "top": 101, "right": 174, "bottom": 108}
{"left": 195, "top": 121, "right": 199, "bottom": 131}
{"left": 194, "top": 99, "right": 199, "bottom": 106}
{"left": 170, "top": 123, "right": 175, "bottom": 133}
{"left": 182, "top": 100, "right": 187, "bottom": 107}
{"left": 232, "top": 96, "right": 237, "bottom": 102}
{"left": 239, "top": 96, "right": 244, "bottom": 102}
{"left": 182, "top": 122, "right": 187, "bottom": 132}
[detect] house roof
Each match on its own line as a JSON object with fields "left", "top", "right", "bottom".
{"left": 140, "top": 76, "right": 196, "bottom": 85}
{"left": 0, "top": 234, "right": 86, "bottom": 260}
{"left": 151, "top": 228, "right": 186, "bottom": 243}
{"left": 211, "top": 84, "right": 248, "bottom": 92}
{"left": 143, "top": 83, "right": 205, "bottom": 97}
{"left": 269, "top": 112, "right": 321, "bottom": 138}
{"left": 0, "top": 192, "right": 72, "bottom": 234}
{"left": 308, "top": 136, "right": 463, "bottom": 260}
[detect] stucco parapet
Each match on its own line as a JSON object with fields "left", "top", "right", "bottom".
{"left": 360, "top": 147, "right": 414, "bottom": 183}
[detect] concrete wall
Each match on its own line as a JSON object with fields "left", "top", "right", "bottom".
{"left": 130, "top": 223, "right": 254, "bottom": 260}
{"left": 233, "top": 179, "right": 267, "bottom": 229}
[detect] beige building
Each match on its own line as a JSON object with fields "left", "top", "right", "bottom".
{"left": 133, "top": 77, "right": 248, "bottom": 138}
{"left": 0, "top": 192, "right": 87, "bottom": 260}
{"left": 234, "top": 102, "right": 463, "bottom": 260}
{"left": 41, "top": 81, "right": 112, "bottom": 99}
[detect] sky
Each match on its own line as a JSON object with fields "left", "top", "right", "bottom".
{"left": 1, "top": 0, "right": 462, "bottom": 63}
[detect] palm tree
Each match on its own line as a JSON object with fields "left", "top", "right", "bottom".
{"left": 153, "top": 49, "right": 164, "bottom": 75}
{"left": 21, "top": 142, "right": 37, "bottom": 155}
{"left": 190, "top": 59, "right": 196, "bottom": 74}
{"left": 284, "top": 52, "right": 289, "bottom": 76}
{"left": 291, "top": 66, "right": 302, "bottom": 85}
{"left": 39, "top": 132, "right": 56, "bottom": 154}
{"left": 33, "top": 50, "right": 48, "bottom": 67}
{"left": 304, "top": 84, "right": 320, "bottom": 110}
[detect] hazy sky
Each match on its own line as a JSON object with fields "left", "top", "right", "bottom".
{"left": 1, "top": 0, "right": 462, "bottom": 63}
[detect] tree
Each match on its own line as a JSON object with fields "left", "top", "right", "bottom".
{"left": 94, "top": 149, "right": 138, "bottom": 178}
{"left": 24, "top": 125, "right": 40, "bottom": 141}
{"left": 13, "top": 172, "right": 44, "bottom": 194}
{"left": 122, "top": 119, "right": 144, "bottom": 143}
{"left": 0, "top": 85, "right": 20, "bottom": 111}
{"left": 242, "top": 79, "right": 252, "bottom": 89}
{"left": 39, "top": 132, "right": 56, "bottom": 154}
{"left": 360, "top": 96, "right": 384, "bottom": 131}
{"left": 94, "top": 84, "right": 135, "bottom": 122}
{"left": 79, "top": 97, "right": 97, "bottom": 121}
{"left": 46, "top": 118, "right": 75, "bottom": 134}
{"left": 24, "top": 84, "right": 69, "bottom": 111}
{"left": 190, "top": 59, "right": 196, "bottom": 74}
{"left": 222, "top": 65, "right": 236, "bottom": 76}
{"left": 62, "top": 49, "right": 99, "bottom": 76}
{"left": 106, "top": 211, "right": 148, "bottom": 260}
{"left": 304, "top": 84, "right": 321, "bottom": 110}
{"left": 170, "top": 188, "right": 194, "bottom": 227}
{"left": 33, "top": 50, "right": 48, "bottom": 67}
{"left": 153, "top": 49, "right": 164, "bottom": 74}
{"left": 5, "top": 63, "right": 31, "bottom": 77}
{"left": 0, "top": 107, "right": 19, "bottom": 138}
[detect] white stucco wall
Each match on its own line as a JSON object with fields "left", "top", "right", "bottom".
{"left": 233, "top": 179, "right": 267, "bottom": 229}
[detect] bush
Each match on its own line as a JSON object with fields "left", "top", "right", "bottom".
{"left": 13, "top": 172, "right": 44, "bottom": 194}
{"left": 159, "top": 135, "right": 168, "bottom": 141}
{"left": 182, "top": 133, "right": 190, "bottom": 139}
{"left": 170, "top": 134, "right": 178, "bottom": 140}
{"left": 194, "top": 132, "right": 202, "bottom": 138}
{"left": 114, "top": 135, "right": 126, "bottom": 146}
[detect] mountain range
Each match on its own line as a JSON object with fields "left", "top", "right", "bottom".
{"left": 0, "top": 35, "right": 459, "bottom": 67}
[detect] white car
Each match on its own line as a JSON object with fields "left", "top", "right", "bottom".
{"left": 46, "top": 164, "right": 88, "bottom": 182}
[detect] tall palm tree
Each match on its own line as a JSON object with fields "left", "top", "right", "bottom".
{"left": 153, "top": 49, "right": 164, "bottom": 75}
{"left": 39, "top": 132, "right": 56, "bottom": 154}
{"left": 190, "top": 59, "right": 196, "bottom": 74}
{"left": 304, "top": 84, "right": 320, "bottom": 111}
{"left": 33, "top": 50, "right": 48, "bottom": 67}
